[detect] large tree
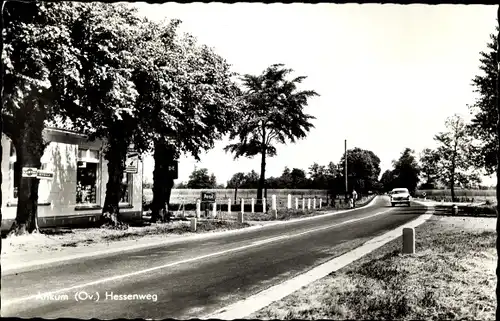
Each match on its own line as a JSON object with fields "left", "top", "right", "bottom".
{"left": 392, "top": 148, "right": 421, "bottom": 195}
{"left": 419, "top": 148, "right": 441, "bottom": 189}
{"left": 468, "top": 23, "right": 499, "bottom": 176}
{"left": 2, "top": 1, "right": 84, "bottom": 234}
{"left": 380, "top": 169, "right": 397, "bottom": 192}
{"left": 224, "top": 64, "right": 319, "bottom": 204}
{"left": 186, "top": 168, "right": 217, "bottom": 189}
{"left": 227, "top": 172, "right": 245, "bottom": 202}
{"left": 309, "top": 162, "right": 328, "bottom": 189}
{"left": 65, "top": 3, "right": 150, "bottom": 227}
{"left": 435, "top": 114, "right": 481, "bottom": 201}
{"left": 339, "top": 148, "right": 381, "bottom": 195}
{"left": 133, "top": 20, "right": 241, "bottom": 222}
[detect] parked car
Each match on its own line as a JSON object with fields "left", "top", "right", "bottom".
{"left": 390, "top": 188, "right": 411, "bottom": 207}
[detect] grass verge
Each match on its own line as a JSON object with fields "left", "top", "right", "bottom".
{"left": 249, "top": 216, "right": 496, "bottom": 320}
{"left": 3, "top": 220, "right": 250, "bottom": 255}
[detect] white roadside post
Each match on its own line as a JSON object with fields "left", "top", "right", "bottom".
{"left": 272, "top": 195, "right": 277, "bottom": 219}
{"left": 190, "top": 217, "right": 197, "bottom": 232}
{"left": 313, "top": 198, "right": 317, "bottom": 209}
{"left": 302, "top": 198, "right": 305, "bottom": 211}
{"left": 287, "top": 194, "right": 292, "bottom": 209}
{"left": 319, "top": 198, "right": 322, "bottom": 209}
{"left": 308, "top": 198, "right": 311, "bottom": 210}
{"left": 196, "top": 199, "right": 201, "bottom": 218}
{"left": 402, "top": 227, "right": 415, "bottom": 254}
{"left": 263, "top": 198, "right": 266, "bottom": 213}
{"left": 228, "top": 198, "right": 232, "bottom": 216}
{"left": 239, "top": 198, "right": 245, "bottom": 223}
{"left": 295, "top": 197, "right": 299, "bottom": 210}
{"left": 251, "top": 198, "right": 255, "bottom": 214}
{"left": 212, "top": 202, "right": 217, "bottom": 219}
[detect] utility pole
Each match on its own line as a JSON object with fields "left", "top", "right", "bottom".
{"left": 344, "top": 139, "right": 348, "bottom": 199}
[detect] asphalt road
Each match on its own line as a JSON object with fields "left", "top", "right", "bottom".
{"left": 2, "top": 196, "right": 427, "bottom": 319}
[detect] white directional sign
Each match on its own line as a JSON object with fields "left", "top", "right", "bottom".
{"left": 22, "top": 167, "right": 38, "bottom": 178}
{"left": 37, "top": 169, "right": 54, "bottom": 180}
{"left": 124, "top": 156, "right": 138, "bottom": 174}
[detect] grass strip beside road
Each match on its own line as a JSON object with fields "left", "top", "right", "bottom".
{"left": 249, "top": 216, "right": 495, "bottom": 320}
{"left": 2, "top": 220, "right": 250, "bottom": 257}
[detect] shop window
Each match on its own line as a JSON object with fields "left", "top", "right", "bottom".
{"left": 76, "top": 149, "right": 100, "bottom": 205}
{"left": 120, "top": 173, "right": 133, "bottom": 204}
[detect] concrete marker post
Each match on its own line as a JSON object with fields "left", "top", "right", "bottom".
{"left": 263, "top": 198, "right": 266, "bottom": 213}
{"left": 251, "top": 198, "right": 255, "bottom": 214}
{"left": 319, "top": 198, "right": 322, "bottom": 209}
{"left": 272, "top": 195, "right": 277, "bottom": 219}
{"left": 212, "top": 202, "right": 217, "bottom": 219}
{"left": 308, "top": 198, "right": 311, "bottom": 210}
{"left": 196, "top": 199, "right": 201, "bottom": 218}
{"left": 238, "top": 199, "right": 244, "bottom": 224}
{"left": 302, "top": 198, "right": 305, "bottom": 211}
{"left": 295, "top": 197, "right": 299, "bottom": 210}
{"left": 190, "top": 217, "right": 197, "bottom": 232}
{"left": 287, "top": 194, "right": 292, "bottom": 209}
{"left": 402, "top": 227, "right": 415, "bottom": 254}
{"left": 313, "top": 198, "right": 317, "bottom": 209}
{"left": 228, "top": 198, "right": 231, "bottom": 216}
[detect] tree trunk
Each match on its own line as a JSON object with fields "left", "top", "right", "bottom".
{"left": 451, "top": 141, "right": 458, "bottom": 202}
{"left": 257, "top": 148, "right": 266, "bottom": 205}
{"left": 495, "top": 6, "right": 500, "bottom": 320}
{"left": 151, "top": 140, "right": 175, "bottom": 223}
{"left": 101, "top": 131, "right": 129, "bottom": 228}
{"left": 8, "top": 106, "right": 46, "bottom": 235}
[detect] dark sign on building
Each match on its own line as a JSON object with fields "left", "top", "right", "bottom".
{"left": 167, "top": 161, "right": 178, "bottom": 179}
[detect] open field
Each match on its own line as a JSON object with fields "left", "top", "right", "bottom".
{"left": 143, "top": 188, "right": 329, "bottom": 207}
{"left": 416, "top": 189, "right": 496, "bottom": 203}
{"left": 250, "top": 215, "right": 496, "bottom": 320}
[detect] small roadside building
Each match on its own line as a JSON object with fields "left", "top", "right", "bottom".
{"left": 1, "top": 127, "right": 143, "bottom": 233}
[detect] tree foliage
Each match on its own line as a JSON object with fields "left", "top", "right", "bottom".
{"left": 69, "top": 3, "right": 149, "bottom": 226}
{"left": 339, "top": 148, "right": 381, "bottom": 194}
{"left": 131, "top": 18, "right": 241, "bottom": 222}
{"left": 419, "top": 148, "right": 441, "bottom": 189}
{"left": 380, "top": 170, "right": 397, "bottom": 192}
{"left": 2, "top": 1, "right": 85, "bottom": 234}
{"left": 224, "top": 63, "right": 319, "bottom": 202}
{"left": 186, "top": 168, "right": 218, "bottom": 189}
{"left": 392, "top": 148, "right": 421, "bottom": 194}
{"left": 435, "top": 114, "right": 481, "bottom": 200}
{"left": 468, "top": 24, "right": 499, "bottom": 175}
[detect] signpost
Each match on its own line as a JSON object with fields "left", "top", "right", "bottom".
{"left": 125, "top": 155, "right": 138, "bottom": 174}
{"left": 22, "top": 167, "right": 54, "bottom": 180}
{"left": 22, "top": 167, "right": 38, "bottom": 178}
{"left": 36, "top": 170, "right": 54, "bottom": 180}
{"left": 201, "top": 191, "right": 216, "bottom": 217}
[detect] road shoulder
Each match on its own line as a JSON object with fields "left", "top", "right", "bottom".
{"left": 246, "top": 209, "right": 495, "bottom": 320}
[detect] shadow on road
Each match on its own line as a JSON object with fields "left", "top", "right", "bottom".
{"left": 389, "top": 203, "right": 430, "bottom": 215}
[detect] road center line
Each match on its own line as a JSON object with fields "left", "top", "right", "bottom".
{"left": 3, "top": 207, "right": 394, "bottom": 308}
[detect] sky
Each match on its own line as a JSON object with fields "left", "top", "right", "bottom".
{"left": 129, "top": 3, "right": 498, "bottom": 186}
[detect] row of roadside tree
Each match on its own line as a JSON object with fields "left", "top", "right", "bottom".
{"left": 1, "top": 2, "right": 319, "bottom": 233}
